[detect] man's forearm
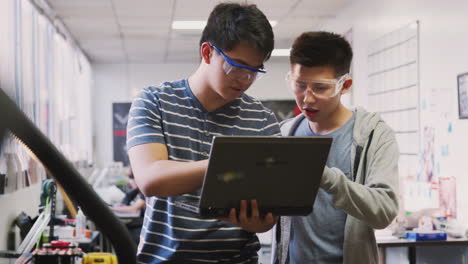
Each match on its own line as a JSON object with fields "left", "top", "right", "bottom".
{"left": 135, "top": 159, "right": 208, "bottom": 197}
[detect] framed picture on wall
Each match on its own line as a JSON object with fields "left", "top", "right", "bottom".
{"left": 457, "top": 72, "right": 468, "bottom": 119}
{"left": 112, "top": 102, "right": 132, "bottom": 166}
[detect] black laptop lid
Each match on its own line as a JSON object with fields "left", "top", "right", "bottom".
{"left": 199, "top": 136, "right": 332, "bottom": 217}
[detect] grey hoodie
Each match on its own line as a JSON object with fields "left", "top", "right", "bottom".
{"left": 272, "top": 107, "right": 399, "bottom": 264}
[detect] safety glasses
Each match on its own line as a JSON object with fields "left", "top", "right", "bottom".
{"left": 286, "top": 72, "right": 350, "bottom": 98}
{"left": 210, "top": 43, "right": 266, "bottom": 82}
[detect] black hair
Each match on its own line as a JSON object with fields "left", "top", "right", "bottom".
{"left": 290, "top": 31, "right": 353, "bottom": 76}
{"left": 200, "top": 2, "right": 274, "bottom": 61}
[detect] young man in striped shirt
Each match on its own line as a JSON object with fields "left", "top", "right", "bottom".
{"left": 127, "top": 3, "right": 280, "bottom": 263}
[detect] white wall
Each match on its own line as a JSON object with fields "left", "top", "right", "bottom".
{"left": 321, "top": 0, "right": 468, "bottom": 229}
{"left": 0, "top": 183, "right": 41, "bottom": 250}
{"left": 92, "top": 61, "right": 294, "bottom": 167}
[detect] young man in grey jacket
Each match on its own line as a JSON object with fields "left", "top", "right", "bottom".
{"left": 272, "top": 31, "right": 400, "bottom": 264}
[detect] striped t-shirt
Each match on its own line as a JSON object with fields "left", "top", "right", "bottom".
{"left": 126, "top": 79, "right": 280, "bottom": 264}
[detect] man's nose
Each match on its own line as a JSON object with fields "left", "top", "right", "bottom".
{"left": 303, "top": 89, "right": 317, "bottom": 104}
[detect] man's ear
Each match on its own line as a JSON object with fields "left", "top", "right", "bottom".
{"left": 341, "top": 78, "right": 353, "bottom": 94}
{"left": 200, "top": 42, "right": 213, "bottom": 64}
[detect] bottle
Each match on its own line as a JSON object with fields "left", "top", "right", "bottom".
{"left": 75, "top": 207, "right": 86, "bottom": 239}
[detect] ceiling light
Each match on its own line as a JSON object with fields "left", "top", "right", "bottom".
{"left": 172, "top": 21, "right": 206, "bottom": 30}
{"left": 271, "top": 49, "right": 290, "bottom": 56}
{"left": 172, "top": 20, "right": 278, "bottom": 30}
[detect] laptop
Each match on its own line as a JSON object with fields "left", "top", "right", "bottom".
{"left": 174, "top": 136, "right": 332, "bottom": 218}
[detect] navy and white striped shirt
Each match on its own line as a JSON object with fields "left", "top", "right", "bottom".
{"left": 127, "top": 79, "right": 280, "bottom": 264}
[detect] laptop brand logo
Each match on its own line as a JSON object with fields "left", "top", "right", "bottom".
{"left": 217, "top": 171, "right": 245, "bottom": 183}
{"left": 256, "top": 156, "right": 286, "bottom": 168}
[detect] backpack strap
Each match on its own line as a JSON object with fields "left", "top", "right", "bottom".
{"left": 353, "top": 129, "right": 375, "bottom": 183}
{"left": 279, "top": 114, "right": 306, "bottom": 136}
{"left": 353, "top": 146, "right": 363, "bottom": 182}
{"left": 361, "top": 129, "right": 375, "bottom": 184}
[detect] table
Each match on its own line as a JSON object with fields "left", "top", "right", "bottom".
{"left": 114, "top": 211, "right": 141, "bottom": 220}
{"left": 68, "top": 231, "right": 100, "bottom": 252}
{"left": 377, "top": 237, "right": 468, "bottom": 264}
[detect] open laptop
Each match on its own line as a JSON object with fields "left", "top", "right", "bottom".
{"left": 174, "top": 136, "right": 332, "bottom": 218}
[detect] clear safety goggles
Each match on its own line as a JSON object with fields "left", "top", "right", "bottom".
{"left": 210, "top": 43, "right": 267, "bottom": 82}
{"left": 286, "top": 72, "right": 350, "bottom": 98}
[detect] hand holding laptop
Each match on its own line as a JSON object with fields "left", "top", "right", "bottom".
{"left": 217, "top": 200, "right": 277, "bottom": 233}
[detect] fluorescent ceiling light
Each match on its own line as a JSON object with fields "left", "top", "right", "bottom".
{"left": 172, "top": 20, "right": 278, "bottom": 30}
{"left": 172, "top": 21, "right": 206, "bottom": 30}
{"left": 271, "top": 49, "right": 290, "bottom": 56}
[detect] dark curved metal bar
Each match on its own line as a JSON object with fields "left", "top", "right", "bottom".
{"left": 0, "top": 88, "right": 137, "bottom": 263}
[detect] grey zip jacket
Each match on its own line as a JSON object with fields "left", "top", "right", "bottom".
{"left": 272, "top": 107, "right": 400, "bottom": 264}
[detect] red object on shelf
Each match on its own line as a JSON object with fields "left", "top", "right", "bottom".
{"left": 50, "top": 240, "right": 71, "bottom": 247}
